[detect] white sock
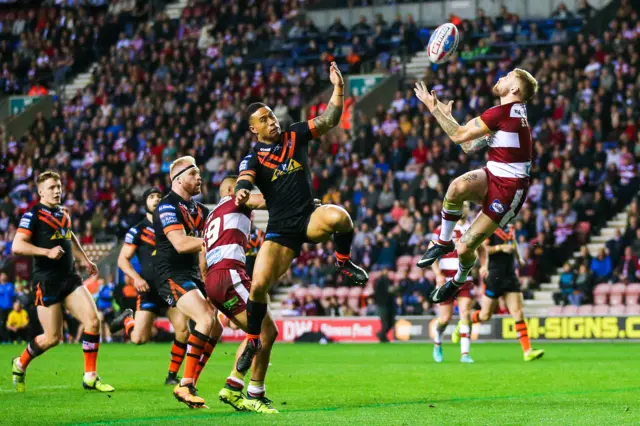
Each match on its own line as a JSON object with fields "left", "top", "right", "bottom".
{"left": 15, "top": 359, "right": 25, "bottom": 371}
{"left": 460, "top": 322, "right": 471, "bottom": 355}
{"left": 439, "top": 208, "right": 462, "bottom": 242}
{"left": 248, "top": 382, "right": 266, "bottom": 398}
{"left": 83, "top": 372, "right": 97, "bottom": 381}
{"left": 434, "top": 320, "right": 447, "bottom": 345}
{"left": 454, "top": 261, "right": 474, "bottom": 284}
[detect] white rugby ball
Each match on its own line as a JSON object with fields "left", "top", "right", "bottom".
{"left": 427, "top": 23, "right": 460, "bottom": 64}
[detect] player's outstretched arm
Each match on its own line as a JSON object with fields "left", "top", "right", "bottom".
{"left": 166, "top": 229, "right": 203, "bottom": 254}
{"left": 312, "top": 61, "right": 344, "bottom": 136}
{"left": 12, "top": 232, "right": 60, "bottom": 258}
{"left": 414, "top": 81, "right": 490, "bottom": 144}
{"left": 70, "top": 231, "right": 98, "bottom": 276}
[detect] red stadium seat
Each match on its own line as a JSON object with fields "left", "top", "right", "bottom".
{"left": 593, "top": 305, "right": 610, "bottom": 315}
{"left": 609, "top": 305, "right": 625, "bottom": 316}
{"left": 322, "top": 287, "right": 336, "bottom": 299}
{"left": 362, "top": 287, "right": 374, "bottom": 297}
{"left": 336, "top": 287, "right": 350, "bottom": 300}
{"left": 348, "top": 287, "right": 362, "bottom": 298}
{"left": 609, "top": 283, "right": 626, "bottom": 305}
{"left": 424, "top": 269, "right": 436, "bottom": 282}
{"left": 577, "top": 304, "right": 593, "bottom": 315}
{"left": 309, "top": 286, "right": 322, "bottom": 299}
{"left": 396, "top": 255, "right": 413, "bottom": 269}
{"left": 387, "top": 271, "right": 397, "bottom": 282}
{"left": 625, "top": 283, "right": 640, "bottom": 305}
{"left": 549, "top": 306, "right": 564, "bottom": 315}
{"left": 368, "top": 271, "right": 382, "bottom": 284}
{"left": 562, "top": 305, "right": 578, "bottom": 316}
{"left": 624, "top": 305, "right": 640, "bottom": 315}
{"left": 592, "top": 284, "right": 610, "bottom": 305}
{"left": 294, "top": 288, "right": 308, "bottom": 302}
{"left": 411, "top": 255, "right": 422, "bottom": 266}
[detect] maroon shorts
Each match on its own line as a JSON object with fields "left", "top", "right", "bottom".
{"left": 439, "top": 281, "right": 474, "bottom": 305}
{"left": 482, "top": 167, "right": 530, "bottom": 226}
{"left": 205, "top": 269, "right": 251, "bottom": 318}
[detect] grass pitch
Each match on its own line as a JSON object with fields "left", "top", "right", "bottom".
{"left": 1, "top": 342, "right": 639, "bottom": 425}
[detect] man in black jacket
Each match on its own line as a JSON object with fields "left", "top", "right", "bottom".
{"left": 375, "top": 267, "right": 396, "bottom": 343}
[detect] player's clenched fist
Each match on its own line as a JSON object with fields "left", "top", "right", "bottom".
{"left": 47, "top": 246, "right": 65, "bottom": 260}
{"left": 235, "top": 188, "right": 250, "bottom": 206}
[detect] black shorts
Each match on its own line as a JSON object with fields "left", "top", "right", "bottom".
{"left": 265, "top": 206, "right": 316, "bottom": 255}
{"left": 485, "top": 269, "right": 521, "bottom": 299}
{"left": 136, "top": 284, "right": 169, "bottom": 315}
{"left": 245, "top": 255, "right": 256, "bottom": 280}
{"left": 33, "top": 273, "right": 83, "bottom": 307}
{"left": 156, "top": 277, "right": 206, "bottom": 308}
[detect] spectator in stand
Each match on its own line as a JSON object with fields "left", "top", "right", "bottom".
{"left": 554, "top": 263, "right": 576, "bottom": 306}
{"left": 591, "top": 248, "right": 613, "bottom": 284}
{"left": 6, "top": 301, "right": 29, "bottom": 343}
{"left": 0, "top": 272, "right": 15, "bottom": 342}
{"left": 574, "top": 264, "right": 595, "bottom": 305}
{"left": 374, "top": 267, "right": 395, "bottom": 343}
{"left": 615, "top": 246, "right": 638, "bottom": 283}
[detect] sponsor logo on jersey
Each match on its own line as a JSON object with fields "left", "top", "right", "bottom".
{"left": 50, "top": 229, "right": 72, "bottom": 240}
{"left": 19, "top": 218, "right": 31, "bottom": 228}
{"left": 223, "top": 296, "right": 239, "bottom": 310}
{"left": 159, "top": 204, "right": 175, "bottom": 212}
{"left": 489, "top": 199, "right": 505, "bottom": 214}
{"left": 23, "top": 212, "right": 33, "bottom": 217}
{"left": 124, "top": 232, "right": 135, "bottom": 244}
{"left": 271, "top": 158, "right": 303, "bottom": 181}
{"left": 160, "top": 212, "right": 179, "bottom": 227}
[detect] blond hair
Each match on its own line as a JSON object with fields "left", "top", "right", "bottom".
{"left": 36, "top": 170, "right": 61, "bottom": 185}
{"left": 169, "top": 156, "right": 197, "bottom": 180}
{"left": 513, "top": 68, "right": 538, "bottom": 103}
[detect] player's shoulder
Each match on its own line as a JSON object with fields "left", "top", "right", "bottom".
{"left": 157, "top": 195, "right": 178, "bottom": 212}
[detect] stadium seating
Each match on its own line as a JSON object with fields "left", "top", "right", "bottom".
{"left": 593, "top": 284, "right": 610, "bottom": 306}
{"left": 625, "top": 284, "right": 640, "bottom": 305}
{"left": 609, "top": 283, "right": 627, "bottom": 306}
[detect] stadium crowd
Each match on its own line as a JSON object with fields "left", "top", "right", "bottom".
{"left": 0, "top": 0, "right": 639, "bottom": 328}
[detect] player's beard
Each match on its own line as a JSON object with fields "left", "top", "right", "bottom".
{"left": 492, "top": 82, "right": 506, "bottom": 97}
{"left": 184, "top": 182, "right": 202, "bottom": 196}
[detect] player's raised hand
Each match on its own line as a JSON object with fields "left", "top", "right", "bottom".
{"left": 329, "top": 61, "right": 344, "bottom": 87}
{"left": 47, "top": 246, "right": 65, "bottom": 260}
{"left": 85, "top": 260, "right": 99, "bottom": 276}
{"left": 235, "top": 188, "right": 250, "bottom": 206}
{"left": 414, "top": 81, "right": 438, "bottom": 112}
{"left": 133, "top": 277, "right": 150, "bottom": 293}
{"left": 437, "top": 99, "right": 454, "bottom": 116}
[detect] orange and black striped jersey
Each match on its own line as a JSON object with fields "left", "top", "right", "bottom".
{"left": 17, "top": 203, "right": 75, "bottom": 280}
{"left": 124, "top": 218, "right": 156, "bottom": 283}
{"left": 246, "top": 228, "right": 264, "bottom": 257}
{"left": 239, "top": 120, "right": 317, "bottom": 223}
{"left": 153, "top": 190, "right": 209, "bottom": 283}
{"left": 487, "top": 226, "right": 516, "bottom": 273}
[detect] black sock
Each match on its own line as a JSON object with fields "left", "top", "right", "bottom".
{"left": 246, "top": 300, "right": 268, "bottom": 337}
{"left": 333, "top": 230, "right": 354, "bottom": 264}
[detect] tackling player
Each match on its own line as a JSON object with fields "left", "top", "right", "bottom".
{"left": 414, "top": 69, "right": 538, "bottom": 309}
{"left": 458, "top": 225, "right": 544, "bottom": 361}
{"left": 204, "top": 176, "right": 279, "bottom": 414}
{"left": 233, "top": 61, "right": 368, "bottom": 372}
{"left": 11, "top": 171, "right": 114, "bottom": 393}
{"left": 110, "top": 187, "right": 190, "bottom": 385}
{"left": 153, "top": 156, "right": 216, "bottom": 408}
{"left": 431, "top": 206, "right": 480, "bottom": 364}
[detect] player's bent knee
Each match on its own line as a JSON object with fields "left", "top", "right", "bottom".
{"left": 511, "top": 309, "right": 524, "bottom": 321}
{"left": 174, "top": 327, "right": 189, "bottom": 342}
{"left": 41, "top": 333, "right": 61, "bottom": 349}
{"left": 83, "top": 316, "right": 101, "bottom": 334}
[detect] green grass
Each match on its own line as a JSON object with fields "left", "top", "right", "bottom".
{"left": 1, "top": 342, "right": 639, "bottom": 425}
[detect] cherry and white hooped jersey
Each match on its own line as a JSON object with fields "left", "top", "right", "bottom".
{"left": 480, "top": 102, "right": 532, "bottom": 179}
{"left": 203, "top": 196, "right": 251, "bottom": 272}
{"left": 434, "top": 223, "right": 473, "bottom": 282}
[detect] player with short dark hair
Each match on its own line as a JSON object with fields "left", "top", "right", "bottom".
{"left": 11, "top": 171, "right": 114, "bottom": 393}
{"left": 110, "top": 187, "right": 190, "bottom": 385}
{"left": 234, "top": 62, "right": 368, "bottom": 373}
{"left": 460, "top": 225, "right": 544, "bottom": 361}
{"left": 153, "top": 156, "right": 217, "bottom": 408}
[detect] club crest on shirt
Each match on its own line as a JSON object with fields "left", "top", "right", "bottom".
{"left": 489, "top": 199, "right": 505, "bottom": 214}
{"left": 271, "top": 158, "right": 303, "bottom": 181}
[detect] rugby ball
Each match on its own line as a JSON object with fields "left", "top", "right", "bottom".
{"left": 427, "top": 23, "right": 459, "bottom": 64}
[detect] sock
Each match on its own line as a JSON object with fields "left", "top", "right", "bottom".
{"left": 515, "top": 320, "right": 531, "bottom": 353}
{"left": 472, "top": 310, "right": 482, "bottom": 324}
{"left": 225, "top": 370, "right": 246, "bottom": 391}
{"left": 434, "top": 320, "right": 447, "bottom": 345}
{"left": 454, "top": 259, "right": 475, "bottom": 284}
{"left": 460, "top": 321, "right": 471, "bottom": 355}
{"left": 18, "top": 339, "right": 45, "bottom": 371}
{"left": 168, "top": 339, "right": 187, "bottom": 375}
{"left": 182, "top": 330, "right": 209, "bottom": 384}
{"left": 194, "top": 338, "right": 217, "bottom": 384}
{"left": 81, "top": 331, "right": 100, "bottom": 376}
{"left": 246, "top": 299, "right": 268, "bottom": 337}
{"left": 438, "top": 199, "right": 463, "bottom": 243}
{"left": 124, "top": 316, "right": 135, "bottom": 337}
{"left": 248, "top": 379, "right": 265, "bottom": 398}
{"left": 334, "top": 230, "right": 354, "bottom": 266}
